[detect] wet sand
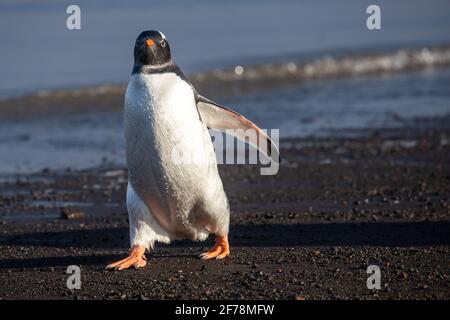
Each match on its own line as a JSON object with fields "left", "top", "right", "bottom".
{"left": 0, "top": 124, "right": 449, "bottom": 299}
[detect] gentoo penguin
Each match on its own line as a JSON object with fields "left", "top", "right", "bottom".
{"left": 106, "top": 30, "right": 279, "bottom": 270}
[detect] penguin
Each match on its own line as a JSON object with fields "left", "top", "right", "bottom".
{"left": 106, "top": 30, "right": 279, "bottom": 270}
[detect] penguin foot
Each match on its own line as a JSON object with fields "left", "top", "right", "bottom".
{"left": 199, "top": 235, "right": 230, "bottom": 260}
{"left": 106, "top": 245, "right": 147, "bottom": 270}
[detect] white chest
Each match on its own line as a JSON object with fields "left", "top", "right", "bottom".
{"left": 125, "top": 73, "right": 198, "bottom": 128}
{"left": 124, "top": 72, "right": 214, "bottom": 184}
{"left": 123, "top": 72, "right": 226, "bottom": 240}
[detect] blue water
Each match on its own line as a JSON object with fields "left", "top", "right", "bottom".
{"left": 226, "top": 68, "right": 450, "bottom": 137}
{"left": 0, "top": 0, "right": 450, "bottom": 97}
{"left": 0, "top": 67, "right": 448, "bottom": 174}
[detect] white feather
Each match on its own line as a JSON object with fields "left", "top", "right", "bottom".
{"left": 124, "top": 72, "right": 230, "bottom": 249}
{"left": 127, "top": 183, "right": 171, "bottom": 250}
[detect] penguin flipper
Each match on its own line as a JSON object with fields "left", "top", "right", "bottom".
{"left": 196, "top": 95, "right": 280, "bottom": 163}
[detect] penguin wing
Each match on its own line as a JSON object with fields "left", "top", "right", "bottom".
{"left": 196, "top": 95, "right": 280, "bottom": 163}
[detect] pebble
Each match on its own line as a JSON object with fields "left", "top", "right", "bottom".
{"left": 60, "top": 208, "right": 86, "bottom": 220}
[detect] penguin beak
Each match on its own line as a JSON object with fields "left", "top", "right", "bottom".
{"left": 145, "top": 39, "right": 156, "bottom": 47}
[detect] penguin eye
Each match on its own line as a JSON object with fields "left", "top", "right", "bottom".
{"left": 160, "top": 39, "right": 166, "bottom": 48}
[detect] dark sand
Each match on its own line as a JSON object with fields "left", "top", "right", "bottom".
{"left": 0, "top": 123, "right": 449, "bottom": 300}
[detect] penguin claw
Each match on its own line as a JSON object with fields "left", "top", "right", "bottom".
{"left": 105, "top": 245, "right": 147, "bottom": 270}
{"left": 199, "top": 235, "right": 230, "bottom": 260}
{"left": 215, "top": 252, "right": 229, "bottom": 260}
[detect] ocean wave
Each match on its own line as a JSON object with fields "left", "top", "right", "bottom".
{"left": 190, "top": 46, "right": 450, "bottom": 96}
{"left": 1, "top": 45, "right": 450, "bottom": 105}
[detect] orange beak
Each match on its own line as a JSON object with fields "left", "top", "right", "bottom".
{"left": 145, "top": 39, "right": 156, "bottom": 47}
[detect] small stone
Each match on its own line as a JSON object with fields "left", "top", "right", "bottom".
{"left": 60, "top": 208, "right": 85, "bottom": 220}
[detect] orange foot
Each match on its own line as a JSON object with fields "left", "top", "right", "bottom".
{"left": 199, "top": 235, "right": 230, "bottom": 260}
{"left": 106, "top": 245, "right": 147, "bottom": 270}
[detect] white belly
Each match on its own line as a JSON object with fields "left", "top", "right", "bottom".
{"left": 124, "top": 73, "right": 227, "bottom": 240}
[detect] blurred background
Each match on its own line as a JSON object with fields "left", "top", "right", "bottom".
{"left": 0, "top": 0, "right": 449, "bottom": 174}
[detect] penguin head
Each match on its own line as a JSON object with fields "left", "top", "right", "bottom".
{"left": 134, "top": 30, "right": 171, "bottom": 66}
